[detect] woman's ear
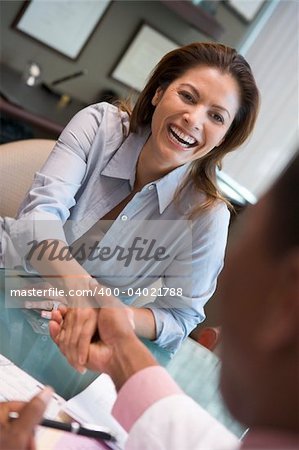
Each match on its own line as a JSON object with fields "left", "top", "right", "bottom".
{"left": 151, "top": 87, "right": 164, "bottom": 106}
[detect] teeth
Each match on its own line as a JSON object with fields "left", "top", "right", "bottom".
{"left": 169, "top": 126, "right": 197, "bottom": 146}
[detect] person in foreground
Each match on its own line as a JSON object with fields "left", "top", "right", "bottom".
{"left": 1, "top": 152, "right": 298, "bottom": 449}
{"left": 0, "top": 42, "right": 259, "bottom": 363}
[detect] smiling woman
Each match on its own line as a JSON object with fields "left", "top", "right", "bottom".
{"left": 0, "top": 42, "right": 259, "bottom": 370}
{"left": 130, "top": 42, "right": 260, "bottom": 215}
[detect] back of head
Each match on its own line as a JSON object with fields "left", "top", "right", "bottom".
{"left": 267, "top": 150, "right": 299, "bottom": 256}
{"left": 219, "top": 149, "right": 299, "bottom": 432}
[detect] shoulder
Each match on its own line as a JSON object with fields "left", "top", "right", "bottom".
{"left": 203, "top": 199, "right": 230, "bottom": 225}
{"left": 58, "top": 102, "right": 130, "bottom": 158}
{"left": 191, "top": 198, "right": 230, "bottom": 240}
{"left": 207, "top": 199, "right": 230, "bottom": 223}
{"left": 182, "top": 183, "right": 230, "bottom": 226}
{"left": 73, "top": 102, "right": 130, "bottom": 135}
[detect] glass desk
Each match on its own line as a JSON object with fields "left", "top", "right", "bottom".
{"left": 0, "top": 269, "right": 171, "bottom": 399}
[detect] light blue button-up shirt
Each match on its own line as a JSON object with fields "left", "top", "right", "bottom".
{"left": 3, "top": 103, "right": 230, "bottom": 353}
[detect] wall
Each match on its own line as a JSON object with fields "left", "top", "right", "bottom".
{"left": 223, "top": 0, "right": 299, "bottom": 197}
{"left": 1, "top": 0, "right": 249, "bottom": 104}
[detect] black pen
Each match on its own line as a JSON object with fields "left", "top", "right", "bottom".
{"left": 9, "top": 412, "right": 116, "bottom": 442}
{"left": 51, "top": 69, "right": 88, "bottom": 86}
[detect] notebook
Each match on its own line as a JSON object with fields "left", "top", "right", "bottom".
{"left": 0, "top": 353, "right": 127, "bottom": 449}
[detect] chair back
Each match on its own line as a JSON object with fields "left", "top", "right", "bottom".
{"left": 0, "top": 139, "right": 55, "bottom": 217}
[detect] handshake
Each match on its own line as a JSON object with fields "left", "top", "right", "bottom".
{"left": 49, "top": 279, "right": 137, "bottom": 375}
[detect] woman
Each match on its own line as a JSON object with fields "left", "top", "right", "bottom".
{"left": 0, "top": 42, "right": 259, "bottom": 369}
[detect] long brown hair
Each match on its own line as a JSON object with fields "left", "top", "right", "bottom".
{"left": 122, "top": 42, "right": 260, "bottom": 218}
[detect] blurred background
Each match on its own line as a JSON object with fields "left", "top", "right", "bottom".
{"left": 1, "top": 0, "right": 297, "bottom": 199}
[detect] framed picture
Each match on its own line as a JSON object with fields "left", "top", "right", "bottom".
{"left": 12, "top": 0, "right": 111, "bottom": 60}
{"left": 226, "top": 0, "right": 265, "bottom": 22}
{"left": 111, "top": 24, "right": 178, "bottom": 92}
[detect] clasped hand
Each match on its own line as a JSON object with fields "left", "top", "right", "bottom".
{"left": 49, "top": 280, "right": 135, "bottom": 374}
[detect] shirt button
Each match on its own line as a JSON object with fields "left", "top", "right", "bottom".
{"left": 121, "top": 215, "right": 128, "bottom": 221}
{"left": 148, "top": 184, "right": 155, "bottom": 191}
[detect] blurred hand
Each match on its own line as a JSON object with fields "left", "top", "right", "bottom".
{"left": 0, "top": 387, "right": 53, "bottom": 450}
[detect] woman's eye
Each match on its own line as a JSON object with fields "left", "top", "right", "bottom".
{"left": 211, "top": 112, "right": 224, "bottom": 124}
{"left": 179, "top": 91, "right": 195, "bottom": 103}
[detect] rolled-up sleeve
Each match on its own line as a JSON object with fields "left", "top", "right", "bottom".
{"left": 146, "top": 203, "right": 230, "bottom": 354}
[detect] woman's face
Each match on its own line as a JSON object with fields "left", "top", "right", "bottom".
{"left": 148, "top": 65, "right": 240, "bottom": 172}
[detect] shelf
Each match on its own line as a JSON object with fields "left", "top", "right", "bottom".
{"left": 160, "top": 0, "right": 224, "bottom": 40}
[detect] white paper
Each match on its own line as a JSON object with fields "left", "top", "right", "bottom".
{"left": 62, "top": 374, "right": 127, "bottom": 449}
{"left": 0, "top": 353, "right": 65, "bottom": 419}
{"left": 0, "top": 354, "right": 126, "bottom": 449}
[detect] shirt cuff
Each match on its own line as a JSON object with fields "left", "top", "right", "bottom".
{"left": 112, "top": 366, "right": 183, "bottom": 432}
{"left": 6, "top": 216, "right": 66, "bottom": 259}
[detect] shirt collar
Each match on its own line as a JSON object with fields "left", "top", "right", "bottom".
{"left": 101, "top": 127, "right": 151, "bottom": 189}
{"left": 101, "top": 127, "right": 191, "bottom": 214}
{"left": 155, "top": 163, "right": 191, "bottom": 214}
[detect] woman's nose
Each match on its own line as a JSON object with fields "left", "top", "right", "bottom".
{"left": 183, "top": 107, "right": 205, "bottom": 131}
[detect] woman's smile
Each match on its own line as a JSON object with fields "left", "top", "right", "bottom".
{"left": 167, "top": 124, "right": 199, "bottom": 150}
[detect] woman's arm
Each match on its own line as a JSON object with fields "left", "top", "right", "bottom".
{"left": 143, "top": 202, "right": 231, "bottom": 353}
{"left": 8, "top": 106, "right": 107, "bottom": 371}
{"left": 130, "top": 307, "right": 157, "bottom": 340}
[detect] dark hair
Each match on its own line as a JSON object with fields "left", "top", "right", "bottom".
{"left": 125, "top": 42, "right": 260, "bottom": 218}
{"left": 267, "top": 150, "right": 299, "bottom": 256}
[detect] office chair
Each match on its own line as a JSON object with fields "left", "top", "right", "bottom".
{"left": 0, "top": 139, "right": 55, "bottom": 217}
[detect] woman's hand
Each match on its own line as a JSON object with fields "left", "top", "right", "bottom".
{"left": 0, "top": 387, "right": 53, "bottom": 450}
{"left": 50, "top": 305, "right": 98, "bottom": 373}
{"left": 82, "top": 282, "right": 157, "bottom": 390}
{"left": 49, "top": 279, "right": 123, "bottom": 372}
{"left": 49, "top": 280, "right": 135, "bottom": 373}
{"left": 85, "top": 300, "right": 136, "bottom": 373}
{"left": 20, "top": 278, "right": 100, "bottom": 372}
{"left": 49, "top": 279, "right": 157, "bottom": 373}
{"left": 50, "top": 281, "right": 158, "bottom": 390}
{"left": 22, "top": 281, "right": 67, "bottom": 313}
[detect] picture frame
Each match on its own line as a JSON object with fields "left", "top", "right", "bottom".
{"left": 12, "top": 0, "right": 111, "bottom": 60}
{"left": 111, "top": 23, "right": 178, "bottom": 92}
{"left": 225, "top": 0, "right": 265, "bottom": 22}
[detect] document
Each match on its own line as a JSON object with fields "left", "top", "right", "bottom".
{"left": 0, "top": 354, "right": 127, "bottom": 449}
{"left": 0, "top": 353, "right": 64, "bottom": 418}
{"left": 62, "top": 374, "right": 128, "bottom": 449}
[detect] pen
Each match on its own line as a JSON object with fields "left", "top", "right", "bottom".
{"left": 51, "top": 69, "right": 88, "bottom": 86}
{"left": 9, "top": 412, "right": 116, "bottom": 442}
